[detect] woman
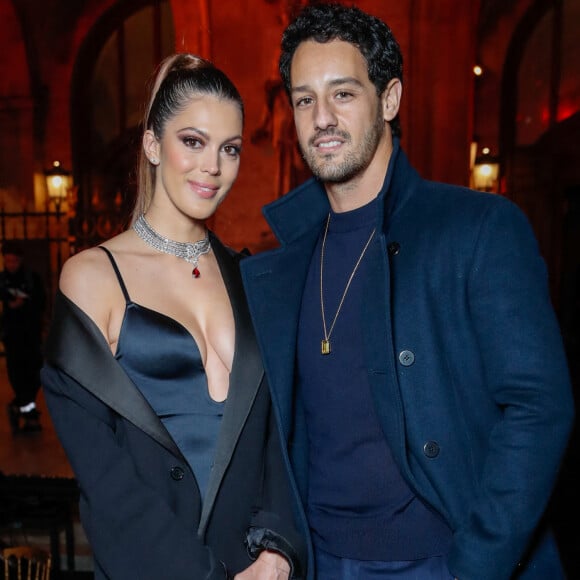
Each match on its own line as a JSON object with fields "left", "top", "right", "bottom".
{"left": 41, "top": 54, "right": 308, "bottom": 579}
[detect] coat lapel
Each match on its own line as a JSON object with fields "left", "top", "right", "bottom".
{"left": 45, "top": 291, "right": 183, "bottom": 458}
{"left": 241, "top": 177, "right": 329, "bottom": 437}
{"left": 240, "top": 229, "right": 321, "bottom": 438}
{"left": 198, "top": 236, "right": 265, "bottom": 536}
{"left": 362, "top": 240, "right": 410, "bottom": 471}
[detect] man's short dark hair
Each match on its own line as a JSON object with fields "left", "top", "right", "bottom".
{"left": 279, "top": 2, "right": 403, "bottom": 137}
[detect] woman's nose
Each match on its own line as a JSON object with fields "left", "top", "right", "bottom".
{"left": 200, "top": 149, "right": 220, "bottom": 175}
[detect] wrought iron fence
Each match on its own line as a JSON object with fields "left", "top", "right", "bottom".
{"left": 0, "top": 206, "right": 71, "bottom": 306}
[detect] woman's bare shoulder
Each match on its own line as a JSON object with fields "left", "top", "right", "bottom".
{"left": 58, "top": 239, "right": 127, "bottom": 327}
{"left": 59, "top": 231, "right": 135, "bottom": 297}
{"left": 60, "top": 247, "right": 110, "bottom": 297}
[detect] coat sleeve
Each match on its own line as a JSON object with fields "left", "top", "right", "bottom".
{"left": 447, "top": 199, "right": 574, "bottom": 579}
{"left": 245, "top": 395, "right": 308, "bottom": 579}
{"left": 41, "top": 364, "right": 228, "bottom": 580}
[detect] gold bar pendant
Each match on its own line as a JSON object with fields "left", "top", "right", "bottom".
{"left": 321, "top": 339, "right": 331, "bottom": 355}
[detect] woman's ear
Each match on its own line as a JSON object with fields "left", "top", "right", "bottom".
{"left": 143, "top": 130, "right": 160, "bottom": 165}
{"left": 381, "top": 78, "right": 402, "bottom": 123}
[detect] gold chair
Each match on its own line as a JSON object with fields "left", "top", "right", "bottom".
{"left": 1, "top": 546, "right": 51, "bottom": 580}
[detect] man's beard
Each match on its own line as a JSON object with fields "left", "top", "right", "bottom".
{"left": 301, "top": 110, "right": 385, "bottom": 184}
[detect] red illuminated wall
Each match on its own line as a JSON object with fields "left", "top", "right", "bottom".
{"left": 0, "top": 0, "right": 480, "bottom": 251}
{"left": 171, "top": 0, "right": 480, "bottom": 248}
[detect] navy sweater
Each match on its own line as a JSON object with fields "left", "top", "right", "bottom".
{"left": 297, "top": 198, "right": 451, "bottom": 560}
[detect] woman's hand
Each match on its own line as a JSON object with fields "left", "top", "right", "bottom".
{"left": 234, "top": 550, "right": 290, "bottom": 579}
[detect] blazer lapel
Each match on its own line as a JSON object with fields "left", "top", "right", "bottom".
{"left": 45, "top": 292, "right": 183, "bottom": 459}
{"left": 198, "top": 237, "right": 265, "bottom": 536}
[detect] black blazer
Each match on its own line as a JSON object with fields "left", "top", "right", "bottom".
{"left": 41, "top": 236, "right": 308, "bottom": 579}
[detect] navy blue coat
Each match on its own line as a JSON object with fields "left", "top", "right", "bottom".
{"left": 241, "top": 140, "right": 574, "bottom": 580}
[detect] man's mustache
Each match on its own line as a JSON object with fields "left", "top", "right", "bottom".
{"left": 309, "top": 129, "right": 351, "bottom": 146}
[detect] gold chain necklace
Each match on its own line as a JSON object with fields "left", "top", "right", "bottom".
{"left": 320, "top": 213, "right": 376, "bottom": 355}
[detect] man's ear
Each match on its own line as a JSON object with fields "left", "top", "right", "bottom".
{"left": 142, "top": 130, "right": 160, "bottom": 164}
{"left": 381, "top": 78, "right": 402, "bottom": 123}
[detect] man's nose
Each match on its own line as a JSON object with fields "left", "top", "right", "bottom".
{"left": 313, "top": 100, "right": 337, "bottom": 130}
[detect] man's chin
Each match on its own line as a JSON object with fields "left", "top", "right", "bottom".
{"left": 310, "top": 163, "right": 353, "bottom": 184}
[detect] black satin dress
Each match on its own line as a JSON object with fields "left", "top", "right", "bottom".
{"left": 100, "top": 246, "right": 224, "bottom": 499}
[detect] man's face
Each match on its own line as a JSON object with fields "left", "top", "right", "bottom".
{"left": 3, "top": 254, "right": 22, "bottom": 273}
{"left": 289, "top": 39, "right": 388, "bottom": 184}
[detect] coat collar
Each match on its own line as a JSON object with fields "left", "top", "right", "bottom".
{"left": 261, "top": 137, "right": 418, "bottom": 242}
{"left": 45, "top": 235, "right": 264, "bottom": 535}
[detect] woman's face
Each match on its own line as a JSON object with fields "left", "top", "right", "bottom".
{"left": 146, "top": 94, "right": 243, "bottom": 221}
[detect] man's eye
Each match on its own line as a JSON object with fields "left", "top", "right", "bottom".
{"left": 295, "top": 97, "right": 313, "bottom": 108}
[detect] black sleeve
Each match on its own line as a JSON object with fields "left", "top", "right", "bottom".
{"left": 42, "top": 364, "right": 228, "bottom": 580}
{"left": 246, "top": 401, "right": 307, "bottom": 579}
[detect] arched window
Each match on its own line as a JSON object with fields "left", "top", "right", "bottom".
{"left": 516, "top": 0, "right": 580, "bottom": 145}
{"left": 71, "top": 0, "right": 174, "bottom": 247}
{"left": 501, "top": 0, "right": 580, "bottom": 308}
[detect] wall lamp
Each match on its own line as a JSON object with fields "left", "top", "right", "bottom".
{"left": 472, "top": 155, "right": 500, "bottom": 192}
{"left": 44, "top": 160, "right": 72, "bottom": 211}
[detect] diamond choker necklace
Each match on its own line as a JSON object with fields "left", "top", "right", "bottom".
{"left": 133, "top": 214, "right": 211, "bottom": 278}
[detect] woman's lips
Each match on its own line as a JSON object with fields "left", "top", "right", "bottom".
{"left": 189, "top": 180, "right": 219, "bottom": 198}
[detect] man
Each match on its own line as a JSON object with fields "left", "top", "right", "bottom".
{"left": 241, "top": 4, "right": 573, "bottom": 580}
{"left": 1, "top": 240, "right": 46, "bottom": 434}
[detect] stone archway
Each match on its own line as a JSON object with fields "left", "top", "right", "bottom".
{"left": 500, "top": 0, "right": 580, "bottom": 303}
{"left": 0, "top": 0, "right": 35, "bottom": 206}
{"left": 70, "top": 0, "right": 175, "bottom": 248}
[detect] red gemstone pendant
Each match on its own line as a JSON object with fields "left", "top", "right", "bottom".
{"left": 192, "top": 267, "right": 200, "bottom": 278}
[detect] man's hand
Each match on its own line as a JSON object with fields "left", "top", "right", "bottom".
{"left": 234, "top": 550, "right": 290, "bottom": 579}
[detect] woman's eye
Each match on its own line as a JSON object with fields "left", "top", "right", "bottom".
{"left": 223, "top": 144, "right": 241, "bottom": 158}
{"left": 182, "top": 136, "right": 202, "bottom": 148}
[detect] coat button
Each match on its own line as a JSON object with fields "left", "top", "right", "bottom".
{"left": 423, "top": 441, "right": 440, "bottom": 458}
{"left": 170, "top": 466, "right": 185, "bottom": 481}
{"left": 398, "top": 350, "right": 415, "bottom": 366}
{"left": 387, "top": 241, "right": 401, "bottom": 256}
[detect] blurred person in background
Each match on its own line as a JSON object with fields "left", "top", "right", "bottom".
{"left": 1, "top": 240, "right": 45, "bottom": 434}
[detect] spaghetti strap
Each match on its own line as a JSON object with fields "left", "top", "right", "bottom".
{"left": 98, "top": 246, "right": 131, "bottom": 303}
